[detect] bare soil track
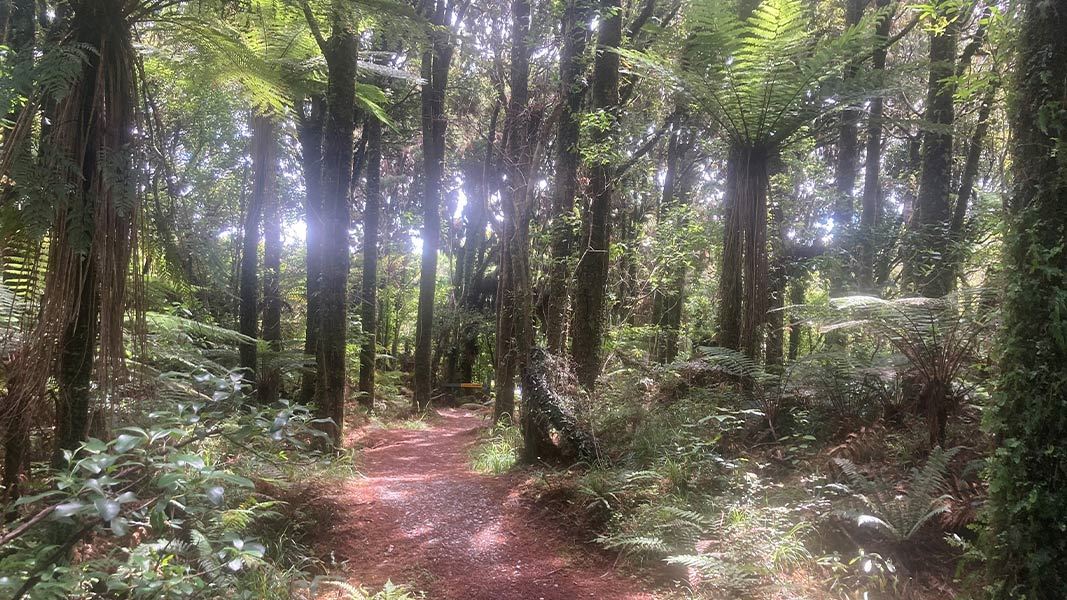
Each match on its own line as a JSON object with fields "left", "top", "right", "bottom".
{"left": 314, "top": 408, "right": 657, "bottom": 600}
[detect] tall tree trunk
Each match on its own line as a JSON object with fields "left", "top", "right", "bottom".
{"left": 985, "top": 1, "right": 1067, "bottom": 594}
{"left": 315, "top": 11, "right": 358, "bottom": 446}
{"left": 545, "top": 0, "right": 590, "bottom": 353}
{"left": 950, "top": 82, "right": 997, "bottom": 238}
{"left": 297, "top": 95, "right": 325, "bottom": 407}
{"left": 414, "top": 3, "right": 455, "bottom": 411}
{"left": 0, "top": 0, "right": 35, "bottom": 498}
{"left": 49, "top": 0, "right": 136, "bottom": 463}
{"left": 737, "top": 145, "right": 770, "bottom": 359}
{"left": 830, "top": 0, "right": 863, "bottom": 296}
{"left": 651, "top": 122, "right": 693, "bottom": 364}
{"left": 238, "top": 115, "right": 265, "bottom": 387}
{"left": 570, "top": 0, "right": 622, "bottom": 389}
{"left": 359, "top": 116, "right": 382, "bottom": 411}
{"left": 907, "top": 16, "right": 957, "bottom": 297}
{"left": 859, "top": 0, "right": 893, "bottom": 292}
{"left": 254, "top": 115, "right": 281, "bottom": 404}
{"left": 495, "top": 0, "right": 533, "bottom": 422}
{"left": 718, "top": 148, "right": 744, "bottom": 351}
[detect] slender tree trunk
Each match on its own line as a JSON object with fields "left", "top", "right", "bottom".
{"left": 297, "top": 95, "right": 325, "bottom": 407}
{"left": 545, "top": 0, "right": 591, "bottom": 353}
{"left": 359, "top": 116, "right": 382, "bottom": 411}
{"left": 787, "top": 277, "right": 805, "bottom": 361}
{"left": 414, "top": 3, "right": 455, "bottom": 411}
{"left": 316, "top": 14, "right": 358, "bottom": 446}
{"left": 652, "top": 123, "right": 693, "bottom": 364}
{"left": 257, "top": 116, "right": 281, "bottom": 404}
{"left": 951, "top": 82, "right": 997, "bottom": 237}
{"left": 986, "top": 2, "right": 1067, "bottom": 594}
{"left": 829, "top": 0, "right": 863, "bottom": 297}
{"left": 907, "top": 17, "right": 957, "bottom": 297}
{"left": 859, "top": 0, "right": 893, "bottom": 292}
{"left": 570, "top": 0, "right": 622, "bottom": 389}
{"left": 496, "top": 0, "right": 533, "bottom": 422}
{"left": 238, "top": 115, "right": 265, "bottom": 387}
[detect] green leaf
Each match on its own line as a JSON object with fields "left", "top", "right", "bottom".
{"left": 113, "top": 434, "right": 142, "bottom": 453}
{"left": 172, "top": 454, "right": 206, "bottom": 470}
{"left": 95, "top": 497, "right": 121, "bottom": 521}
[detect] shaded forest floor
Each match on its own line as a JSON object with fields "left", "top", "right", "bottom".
{"left": 308, "top": 409, "right": 659, "bottom": 599}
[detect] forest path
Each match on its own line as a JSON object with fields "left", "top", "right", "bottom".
{"left": 316, "top": 408, "right": 657, "bottom": 600}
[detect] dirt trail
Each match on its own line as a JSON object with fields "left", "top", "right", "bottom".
{"left": 316, "top": 409, "right": 656, "bottom": 600}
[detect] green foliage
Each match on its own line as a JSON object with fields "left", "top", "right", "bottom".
{"left": 622, "top": 0, "right": 878, "bottom": 147}
{"left": 0, "top": 368, "right": 333, "bottom": 599}
{"left": 469, "top": 419, "right": 521, "bottom": 475}
{"left": 831, "top": 446, "right": 959, "bottom": 543}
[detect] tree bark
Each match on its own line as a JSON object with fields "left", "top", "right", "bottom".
{"left": 651, "top": 121, "right": 694, "bottom": 364}
{"left": 238, "top": 114, "right": 266, "bottom": 387}
{"left": 545, "top": 0, "right": 591, "bottom": 353}
{"left": 0, "top": 0, "right": 35, "bottom": 497}
{"left": 859, "top": 0, "right": 893, "bottom": 292}
{"left": 414, "top": 5, "right": 455, "bottom": 411}
{"left": 297, "top": 95, "right": 325, "bottom": 407}
{"left": 54, "top": 261, "right": 98, "bottom": 463}
{"left": 358, "top": 116, "right": 382, "bottom": 412}
{"left": 830, "top": 0, "right": 863, "bottom": 296}
{"left": 950, "top": 82, "right": 996, "bottom": 238}
{"left": 718, "top": 147, "right": 744, "bottom": 351}
{"left": 736, "top": 145, "right": 770, "bottom": 359}
{"left": 495, "top": 0, "right": 533, "bottom": 422}
{"left": 47, "top": 0, "right": 136, "bottom": 464}
{"left": 570, "top": 0, "right": 622, "bottom": 389}
{"left": 907, "top": 16, "right": 957, "bottom": 297}
{"left": 257, "top": 115, "right": 281, "bottom": 404}
{"left": 315, "top": 11, "right": 358, "bottom": 446}
{"left": 986, "top": 1, "right": 1067, "bottom": 594}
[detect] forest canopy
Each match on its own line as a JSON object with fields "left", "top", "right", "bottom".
{"left": 0, "top": 0, "right": 1065, "bottom": 598}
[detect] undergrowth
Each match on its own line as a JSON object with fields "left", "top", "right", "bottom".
{"left": 469, "top": 419, "right": 521, "bottom": 475}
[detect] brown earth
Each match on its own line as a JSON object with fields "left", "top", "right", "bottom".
{"left": 313, "top": 408, "right": 658, "bottom": 600}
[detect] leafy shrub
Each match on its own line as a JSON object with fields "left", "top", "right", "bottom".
{"left": 830, "top": 446, "right": 960, "bottom": 544}
{"left": 0, "top": 368, "right": 333, "bottom": 599}
{"left": 822, "top": 293, "right": 995, "bottom": 446}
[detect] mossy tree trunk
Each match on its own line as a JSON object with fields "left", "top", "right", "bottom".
{"left": 545, "top": 0, "right": 591, "bottom": 354}
{"left": 570, "top": 0, "right": 621, "bottom": 390}
{"left": 985, "top": 1, "right": 1067, "bottom": 595}
{"left": 304, "top": 4, "right": 358, "bottom": 446}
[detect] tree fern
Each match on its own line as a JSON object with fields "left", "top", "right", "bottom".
{"left": 623, "top": 0, "right": 879, "bottom": 148}
{"left": 833, "top": 446, "right": 960, "bottom": 542}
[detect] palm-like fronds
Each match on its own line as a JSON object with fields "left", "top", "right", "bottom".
{"left": 833, "top": 446, "right": 959, "bottom": 542}
{"left": 820, "top": 291, "right": 994, "bottom": 394}
{"left": 622, "top": 0, "right": 878, "bottom": 147}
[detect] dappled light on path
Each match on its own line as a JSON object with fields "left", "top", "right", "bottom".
{"left": 316, "top": 409, "right": 654, "bottom": 600}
